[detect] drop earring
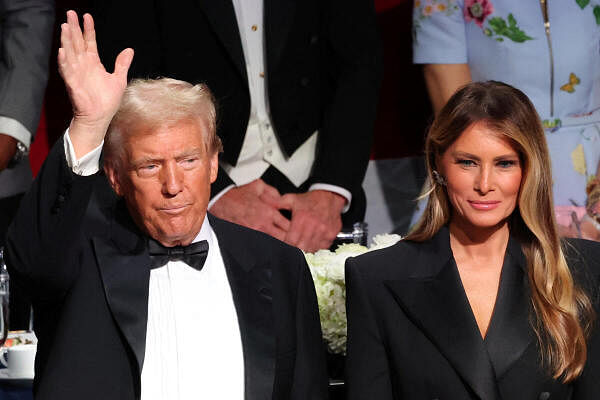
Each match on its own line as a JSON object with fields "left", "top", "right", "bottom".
{"left": 432, "top": 170, "right": 447, "bottom": 186}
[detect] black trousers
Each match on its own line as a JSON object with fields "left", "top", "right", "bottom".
{"left": 0, "top": 193, "right": 31, "bottom": 331}
{"left": 260, "top": 166, "right": 366, "bottom": 229}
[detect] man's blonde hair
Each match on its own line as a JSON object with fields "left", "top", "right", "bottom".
{"left": 103, "top": 77, "right": 223, "bottom": 169}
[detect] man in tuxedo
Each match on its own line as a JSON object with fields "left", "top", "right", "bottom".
{"left": 92, "top": 0, "right": 382, "bottom": 252}
{"left": 5, "top": 11, "right": 328, "bottom": 400}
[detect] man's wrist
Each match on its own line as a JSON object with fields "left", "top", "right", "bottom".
{"left": 310, "top": 189, "right": 346, "bottom": 213}
{"left": 0, "top": 134, "right": 19, "bottom": 170}
{"left": 68, "top": 118, "right": 110, "bottom": 159}
{"left": 208, "top": 184, "right": 236, "bottom": 210}
{"left": 11, "top": 140, "right": 29, "bottom": 163}
{"left": 308, "top": 183, "right": 352, "bottom": 213}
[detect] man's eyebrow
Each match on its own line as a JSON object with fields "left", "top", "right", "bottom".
{"left": 130, "top": 156, "right": 163, "bottom": 167}
{"left": 130, "top": 148, "right": 205, "bottom": 167}
{"left": 174, "top": 148, "right": 204, "bottom": 160}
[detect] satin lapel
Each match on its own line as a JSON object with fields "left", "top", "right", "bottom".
{"left": 264, "top": 0, "right": 295, "bottom": 72}
{"left": 196, "top": 0, "right": 247, "bottom": 80}
{"left": 210, "top": 216, "right": 275, "bottom": 400}
{"left": 92, "top": 200, "right": 151, "bottom": 377}
{"left": 384, "top": 228, "right": 499, "bottom": 400}
{"left": 484, "top": 236, "right": 533, "bottom": 379}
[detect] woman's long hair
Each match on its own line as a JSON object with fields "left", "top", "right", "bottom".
{"left": 407, "top": 81, "right": 594, "bottom": 382}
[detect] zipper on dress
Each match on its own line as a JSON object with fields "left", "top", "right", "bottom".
{"left": 540, "top": 0, "right": 554, "bottom": 117}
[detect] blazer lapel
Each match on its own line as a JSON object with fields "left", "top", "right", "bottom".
{"left": 92, "top": 200, "right": 151, "bottom": 379}
{"left": 484, "top": 236, "right": 533, "bottom": 379}
{"left": 384, "top": 228, "right": 500, "bottom": 400}
{"left": 210, "top": 215, "right": 275, "bottom": 400}
{"left": 264, "top": 0, "right": 295, "bottom": 72}
{"left": 196, "top": 0, "right": 247, "bottom": 81}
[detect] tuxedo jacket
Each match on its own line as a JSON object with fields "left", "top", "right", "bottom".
{"left": 5, "top": 141, "right": 328, "bottom": 400}
{"left": 92, "top": 0, "right": 382, "bottom": 224}
{"left": 345, "top": 226, "right": 600, "bottom": 400}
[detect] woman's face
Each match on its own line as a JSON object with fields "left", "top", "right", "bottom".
{"left": 438, "top": 121, "right": 523, "bottom": 231}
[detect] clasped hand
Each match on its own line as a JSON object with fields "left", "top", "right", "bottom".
{"left": 210, "top": 180, "right": 345, "bottom": 252}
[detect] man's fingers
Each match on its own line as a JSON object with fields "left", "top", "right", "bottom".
{"left": 284, "top": 220, "right": 303, "bottom": 248}
{"left": 82, "top": 13, "right": 98, "bottom": 55}
{"left": 260, "top": 188, "right": 285, "bottom": 209}
{"left": 279, "top": 193, "right": 296, "bottom": 210}
{"left": 262, "top": 224, "right": 287, "bottom": 242}
{"left": 60, "top": 23, "right": 76, "bottom": 66}
{"left": 272, "top": 211, "right": 291, "bottom": 232}
{"left": 67, "top": 10, "right": 85, "bottom": 55}
{"left": 57, "top": 47, "right": 67, "bottom": 74}
{"left": 114, "top": 48, "right": 134, "bottom": 78}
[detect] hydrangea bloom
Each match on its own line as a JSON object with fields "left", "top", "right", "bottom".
{"left": 305, "top": 234, "right": 402, "bottom": 354}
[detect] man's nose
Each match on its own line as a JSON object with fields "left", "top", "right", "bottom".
{"left": 161, "top": 161, "right": 184, "bottom": 195}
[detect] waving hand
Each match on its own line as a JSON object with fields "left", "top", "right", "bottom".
{"left": 58, "top": 11, "right": 133, "bottom": 158}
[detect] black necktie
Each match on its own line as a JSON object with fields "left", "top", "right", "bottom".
{"left": 148, "top": 239, "right": 209, "bottom": 271}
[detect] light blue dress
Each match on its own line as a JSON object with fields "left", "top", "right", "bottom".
{"left": 413, "top": 0, "right": 600, "bottom": 207}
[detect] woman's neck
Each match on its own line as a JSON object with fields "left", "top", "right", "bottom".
{"left": 449, "top": 219, "right": 510, "bottom": 265}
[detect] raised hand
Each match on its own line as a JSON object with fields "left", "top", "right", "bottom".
{"left": 58, "top": 11, "right": 133, "bottom": 158}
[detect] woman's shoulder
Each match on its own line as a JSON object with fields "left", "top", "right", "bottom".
{"left": 562, "top": 238, "right": 600, "bottom": 282}
{"left": 346, "top": 239, "right": 427, "bottom": 282}
{"left": 563, "top": 238, "right": 600, "bottom": 267}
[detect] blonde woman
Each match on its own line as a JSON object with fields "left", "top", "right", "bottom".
{"left": 345, "top": 81, "right": 600, "bottom": 400}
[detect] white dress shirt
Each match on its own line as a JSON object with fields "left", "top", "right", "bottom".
{"left": 214, "top": 0, "right": 351, "bottom": 211}
{"left": 0, "top": 116, "right": 31, "bottom": 148}
{"left": 64, "top": 133, "right": 245, "bottom": 400}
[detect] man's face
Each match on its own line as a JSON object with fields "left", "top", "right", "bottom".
{"left": 106, "top": 120, "right": 218, "bottom": 246}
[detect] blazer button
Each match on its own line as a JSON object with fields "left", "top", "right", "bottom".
{"left": 538, "top": 392, "right": 550, "bottom": 400}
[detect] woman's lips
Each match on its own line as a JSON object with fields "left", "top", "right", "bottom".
{"left": 468, "top": 200, "right": 500, "bottom": 210}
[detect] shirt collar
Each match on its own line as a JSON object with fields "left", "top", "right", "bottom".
{"left": 192, "top": 215, "right": 214, "bottom": 249}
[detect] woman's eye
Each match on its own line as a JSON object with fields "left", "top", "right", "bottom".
{"left": 457, "top": 159, "right": 476, "bottom": 167}
{"left": 497, "top": 160, "right": 517, "bottom": 168}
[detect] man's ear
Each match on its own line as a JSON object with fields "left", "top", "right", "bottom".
{"left": 104, "top": 163, "right": 123, "bottom": 196}
{"left": 209, "top": 151, "right": 218, "bottom": 184}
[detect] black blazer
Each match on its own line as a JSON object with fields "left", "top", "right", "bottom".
{"left": 91, "top": 0, "right": 382, "bottom": 223}
{"left": 5, "top": 141, "right": 328, "bottom": 400}
{"left": 345, "top": 226, "right": 600, "bottom": 400}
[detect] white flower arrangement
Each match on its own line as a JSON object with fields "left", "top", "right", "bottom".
{"left": 305, "top": 234, "right": 402, "bottom": 354}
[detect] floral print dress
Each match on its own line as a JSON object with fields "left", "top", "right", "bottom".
{"left": 413, "top": 0, "right": 600, "bottom": 207}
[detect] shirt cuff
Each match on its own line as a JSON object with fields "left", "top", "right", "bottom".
{"left": 63, "top": 128, "right": 104, "bottom": 176}
{"left": 309, "top": 183, "right": 352, "bottom": 214}
{"left": 0, "top": 116, "right": 32, "bottom": 147}
{"left": 208, "top": 184, "right": 236, "bottom": 210}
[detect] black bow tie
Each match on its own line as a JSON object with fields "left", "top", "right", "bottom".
{"left": 148, "top": 239, "right": 209, "bottom": 271}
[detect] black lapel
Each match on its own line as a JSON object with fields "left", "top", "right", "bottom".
{"left": 209, "top": 215, "right": 275, "bottom": 400}
{"left": 264, "top": 0, "right": 295, "bottom": 72}
{"left": 384, "top": 227, "right": 500, "bottom": 400}
{"left": 196, "top": 0, "right": 247, "bottom": 81}
{"left": 484, "top": 236, "right": 533, "bottom": 379}
{"left": 91, "top": 199, "right": 151, "bottom": 380}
